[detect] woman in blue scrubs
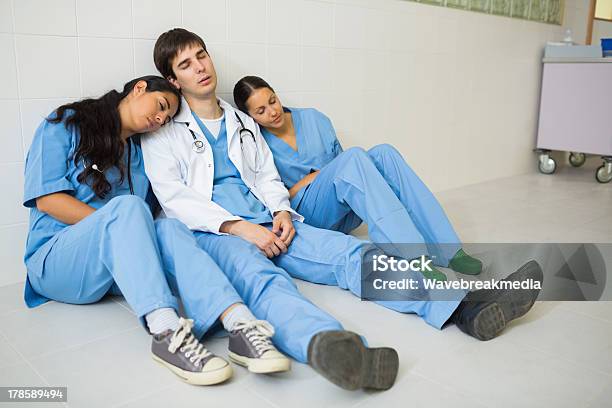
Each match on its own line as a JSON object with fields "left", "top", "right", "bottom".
{"left": 233, "top": 76, "right": 482, "bottom": 279}
{"left": 23, "top": 75, "right": 290, "bottom": 385}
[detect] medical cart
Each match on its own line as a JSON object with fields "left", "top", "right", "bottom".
{"left": 535, "top": 56, "right": 612, "bottom": 183}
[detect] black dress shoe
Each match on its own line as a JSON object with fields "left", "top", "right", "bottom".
{"left": 452, "top": 260, "right": 544, "bottom": 341}
{"left": 308, "top": 330, "right": 399, "bottom": 391}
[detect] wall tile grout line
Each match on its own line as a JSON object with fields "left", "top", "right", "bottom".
{"left": 10, "top": 0, "right": 25, "bottom": 162}
{"left": 0, "top": 161, "right": 25, "bottom": 166}
{"left": 131, "top": 0, "right": 136, "bottom": 79}
{"left": 0, "top": 280, "right": 25, "bottom": 290}
{"left": 225, "top": 0, "right": 230, "bottom": 43}
{"left": 74, "top": 0, "right": 83, "bottom": 98}
{"left": 180, "top": 0, "right": 184, "bottom": 25}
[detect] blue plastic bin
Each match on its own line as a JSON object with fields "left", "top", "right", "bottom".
{"left": 602, "top": 38, "right": 612, "bottom": 57}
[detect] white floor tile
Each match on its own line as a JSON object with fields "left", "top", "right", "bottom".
{"left": 411, "top": 339, "right": 612, "bottom": 408}
{"left": 354, "top": 372, "right": 487, "bottom": 408}
{"left": 0, "top": 298, "right": 139, "bottom": 359}
{"left": 28, "top": 328, "right": 169, "bottom": 408}
{"left": 242, "top": 360, "right": 369, "bottom": 408}
{"left": 501, "top": 305, "right": 612, "bottom": 375}
{"left": 557, "top": 301, "right": 612, "bottom": 324}
{"left": 582, "top": 214, "right": 612, "bottom": 235}
{"left": 0, "top": 333, "right": 24, "bottom": 369}
{"left": 0, "top": 362, "right": 65, "bottom": 407}
{"left": 586, "top": 380, "right": 612, "bottom": 408}
{"left": 0, "top": 282, "right": 27, "bottom": 316}
{"left": 114, "top": 380, "right": 274, "bottom": 408}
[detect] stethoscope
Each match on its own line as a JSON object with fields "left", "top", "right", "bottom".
{"left": 84, "top": 139, "right": 135, "bottom": 195}
{"left": 185, "top": 112, "right": 260, "bottom": 172}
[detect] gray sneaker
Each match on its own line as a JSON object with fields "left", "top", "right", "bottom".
{"left": 152, "top": 318, "right": 233, "bottom": 385}
{"left": 228, "top": 319, "right": 291, "bottom": 374}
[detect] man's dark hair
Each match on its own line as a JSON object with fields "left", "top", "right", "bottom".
{"left": 154, "top": 28, "right": 207, "bottom": 79}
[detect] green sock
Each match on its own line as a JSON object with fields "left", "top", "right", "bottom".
{"left": 421, "top": 264, "right": 448, "bottom": 282}
{"left": 449, "top": 249, "right": 482, "bottom": 275}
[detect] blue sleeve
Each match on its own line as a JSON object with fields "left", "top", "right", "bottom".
{"left": 23, "top": 116, "right": 77, "bottom": 208}
{"left": 314, "top": 109, "right": 343, "bottom": 156}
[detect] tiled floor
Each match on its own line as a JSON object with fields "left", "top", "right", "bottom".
{"left": 1, "top": 160, "right": 611, "bottom": 408}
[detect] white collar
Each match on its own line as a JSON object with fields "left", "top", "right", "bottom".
{"left": 173, "top": 96, "right": 238, "bottom": 122}
{"left": 172, "top": 96, "right": 248, "bottom": 142}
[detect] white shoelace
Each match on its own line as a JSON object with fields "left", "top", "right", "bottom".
{"left": 168, "top": 318, "right": 212, "bottom": 367}
{"left": 234, "top": 319, "right": 276, "bottom": 355}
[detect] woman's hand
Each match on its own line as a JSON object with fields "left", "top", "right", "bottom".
{"left": 288, "top": 170, "right": 320, "bottom": 199}
{"left": 222, "top": 220, "right": 288, "bottom": 258}
{"left": 272, "top": 210, "right": 296, "bottom": 247}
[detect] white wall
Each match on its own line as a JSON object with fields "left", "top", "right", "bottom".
{"left": 0, "top": 0, "right": 563, "bottom": 286}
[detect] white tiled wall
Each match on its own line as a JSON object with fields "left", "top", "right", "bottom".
{"left": 1, "top": 0, "right": 563, "bottom": 286}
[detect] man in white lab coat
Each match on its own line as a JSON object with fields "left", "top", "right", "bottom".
{"left": 141, "top": 28, "right": 401, "bottom": 392}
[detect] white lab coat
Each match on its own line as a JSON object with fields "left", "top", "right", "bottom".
{"left": 141, "top": 97, "right": 303, "bottom": 234}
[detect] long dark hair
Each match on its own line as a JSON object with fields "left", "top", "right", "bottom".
{"left": 49, "top": 75, "right": 180, "bottom": 198}
{"left": 233, "top": 76, "right": 275, "bottom": 114}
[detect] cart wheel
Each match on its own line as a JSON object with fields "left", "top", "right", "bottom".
{"left": 569, "top": 152, "right": 586, "bottom": 167}
{"left": 538, "top": 154, "right": 556, "bottom": 174}
{"left": 595, "top": 165, "right": 612, "bottom": 184}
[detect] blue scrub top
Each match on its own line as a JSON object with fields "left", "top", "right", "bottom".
{"left": 260, "top": 107, "right": 342, "bottom": 208}
{"left": 192, "top": 112, "right": 272, "bottom": 225}
{"left": 22, "top": 111, "right": 151, "bottom": 307}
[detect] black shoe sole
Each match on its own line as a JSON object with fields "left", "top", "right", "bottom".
{"left": 472, "top": 260, "right": 543, "bottom": 341}
{"left": 308, "top": 331, "right": 399, "bottom": 391}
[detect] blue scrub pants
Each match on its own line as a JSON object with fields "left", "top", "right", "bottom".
{"left": 27, "top": 195, "right": 243, "bottom": 339}
{"left": 195, "top": 222, "right": 464, "bottom": 363}
{"left": 293, "top": 144, "right": 462, "bottom": 266}
{"left": 195, "top": 229, "right": 344, "bottom": 363}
